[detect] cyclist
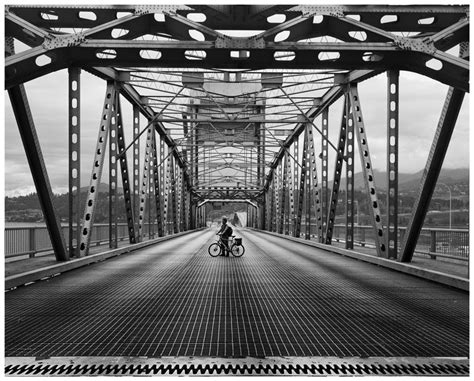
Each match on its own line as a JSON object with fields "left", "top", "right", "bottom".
{"left": 216, "top": 217, "right": 233, "bottom": 256}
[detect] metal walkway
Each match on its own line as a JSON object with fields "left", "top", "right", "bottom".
{"left": 5, "top": 229, "right": 468, "bottom": 363}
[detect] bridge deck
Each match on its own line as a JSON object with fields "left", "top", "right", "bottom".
{"left": 5, "top": 229, "right": 468, "bottom": 359}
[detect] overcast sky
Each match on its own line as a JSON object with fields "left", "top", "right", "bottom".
{"left": 2, "top": 1, "right": 470, "bottom": 197}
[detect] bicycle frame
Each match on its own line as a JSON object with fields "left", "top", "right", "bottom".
{"left": 217, "top": 236, "right": 233, "bottom": 251}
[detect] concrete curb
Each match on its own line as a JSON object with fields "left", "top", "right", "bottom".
{"left": 251, "top": 229, "right": 469, "bottom": 292}
{"left": 5, "top": 228, "right": 206, "bottom": 290}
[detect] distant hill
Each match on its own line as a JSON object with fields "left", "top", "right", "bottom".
{"left": 338, "top": 168, "right": 468, "bottom": 193}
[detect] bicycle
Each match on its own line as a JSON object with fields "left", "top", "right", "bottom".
{"left": 208, "top": 235, "right": 245, "bottom": 257}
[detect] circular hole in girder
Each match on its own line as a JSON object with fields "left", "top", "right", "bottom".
{"left": 187, "top": 13, "right": 206, "bottom": 22}
{"left": 189, "top": 29, "right": 205, "bottom": 41}
{"left": 35, "top": 54, "right": 52, "bottom": 67}
{"left": 274, "top": 51, "right": 295, "bottom": 61}
{"left": 96, "top": 49, "right": 117, "bottom": 59}
{"left": 140, "top": 49, "right": 162, "bottom": 59}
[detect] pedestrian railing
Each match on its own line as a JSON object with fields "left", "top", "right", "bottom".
{"left": 330, "top": 225, "right": 469, "bottom": 261}
{"left": 5, "top": 223, "right": 469, "bottom": 262}
{"left": 4, "top": 223, "right": 179, "bottom": 259}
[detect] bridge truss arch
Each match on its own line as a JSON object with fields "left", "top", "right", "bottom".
{"left": 5, "top": 4, "right": 469, "bottom": 262}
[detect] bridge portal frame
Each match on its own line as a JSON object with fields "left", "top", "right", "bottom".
{"left": 4, "top": 4, "right": 469, "bottom": 263}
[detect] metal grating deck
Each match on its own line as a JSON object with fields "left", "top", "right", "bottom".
{"left": 5, "top": 229, "right": 469, "bottom": 362}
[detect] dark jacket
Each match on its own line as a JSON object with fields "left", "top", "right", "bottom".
{"left": 218, "top": 223, "right": 232, "bottom": 238}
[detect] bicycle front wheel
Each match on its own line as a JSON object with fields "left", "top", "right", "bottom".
{"left": 231, "top": 244, "right": 245, "bottom": 257}
{"left": 208, "top": 243, "right": 222, "bottom": 257}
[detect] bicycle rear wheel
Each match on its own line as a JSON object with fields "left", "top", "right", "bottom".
{"left": 208, "top": 243, "right": 222, "bottom": 257}
{"left": 231, "top": 244, "right": 245, "bottom": 257}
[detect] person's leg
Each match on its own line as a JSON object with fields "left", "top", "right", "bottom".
{"left": 222, "top": 238, "right": 229, "bottom": 256}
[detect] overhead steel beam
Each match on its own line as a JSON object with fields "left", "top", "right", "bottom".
{"left": 8, "top": 84, "right": 68, "bottom": 262}
{"left": 8, "top": 4, "right": 466, "bottom": 31}
{"left": 265, "top": 69, "right": 381, "bottom": 191}
{"left": 6, "top": 40, "right": 468, "bottom": 91}
{"left": 83, "top": 67, "right": 189, "bottom": 172}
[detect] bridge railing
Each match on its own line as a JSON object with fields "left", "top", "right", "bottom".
{"left": 329, "top": 225, "right": 469, "bottom": 261}
{"left": 5, "top": 223, "right": 469, "bottom": 262}
{"left": 4, "top": 223, "right": 174, "bottom": 259}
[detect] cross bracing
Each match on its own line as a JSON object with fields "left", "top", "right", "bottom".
{"left": 4, "top": 4, "right": 469, "bottom": 262}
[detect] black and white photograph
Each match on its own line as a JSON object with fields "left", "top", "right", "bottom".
{"left": 3, "top": 1, "right": 470, "bottom": 376}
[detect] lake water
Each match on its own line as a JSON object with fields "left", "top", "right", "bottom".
{"left": 5, "top": 222, "right": 49, "bottom": 228}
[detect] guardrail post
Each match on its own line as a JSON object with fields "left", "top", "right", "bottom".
{"left": 430, "top": 230, "right": 437, "bottom": 259}
{"left": 29, "top": 228, "right": 35, "bottom": 258}
{"left": 360, "top": 227, "right": 366, "bottom": 247}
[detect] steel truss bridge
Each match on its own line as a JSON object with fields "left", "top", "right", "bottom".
{"left": 5, "top": 4, "right": 469, "bottom": 262}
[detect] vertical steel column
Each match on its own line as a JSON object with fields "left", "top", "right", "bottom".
{"left": 305, "top": 145, "right": 311, "bottom": 241}
{"left": 276, "top": 162, "right": 283, "bottom": 234}
{"left": 259, "top": 198, "right": 266, "bottom": 230}
{"left": 181, "top": 169, "right": 187, "bottom": 231}
{"left": 170, "top": 155, "right": 178, "bottom": 234}
{"left": 295, "top": 130, "right": 308, "bottom": 238}
{"left": 196, "top": 206, "right": 200, "bottom": 228}
{"left": 116, "top": 95, "right": 136, "bottom": 244}
{"left": 137, "top": 126, "right": 153, "bottom": 241}
{"left": 133, "top": 106, "right": 140, "bottom": 229}
{"left": 151, "top": 129, "right": 164, "bottom": 237}
{"left": 79, "top": 83, "right": 116, "bottom": 256}
{"left": 325, "top": 95, "right": 348, "bottom": 244}
{"left": 269, "top": 178, "right": 275, "bottom": 231}
{"left": 400, "top": 87, "right": 466, "bottom": 262}
{"left": 345, "top": 94, "right": 355, "bottom": 250}
{"left": 281, "top": 152, "right": 288, "bottom": 235}
{"left": 148, "top": 138, "right": 154, "bottom": 239}
{"left": 174, "top": 163, "right": 179, "bottom": 234}
{"left": 348, "top": 84, "right": 386, "bottom": 257}
{"left": 160, "top": 138, "right": 167, "bottom": 234}
{"left": 285, "top": 150, "right": 294, "bottom": 235}
{"left": 292, "top": 137, "right": 299, "bottom": 236}
{"left": 306, "top": 125, "right": 323, "bottom": 242}
{"left": 109, "top": 92, "right": 118, "bottom": 249}
{"left": 8, "top": 84, "right": 68, "bottom": 261}
{"left": 190, "top": 202, "right": 196, "bottom": 229}
{"left": 321, "top": 108, "right": 329, "bottom": 241}
{"left": 193, "top": 105, "right": 199, "bottom": 188}
{"left": 258, "top": 105, "right": 266, "bottom": 188}
{"left": 68, "top": 67, "right": 81, "bottom": 257}
{"left": 386, "top": 71, "right": 400, "bottom": 259}
{"left": 175, "top": 164, "right": 182, "bottom": 233}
